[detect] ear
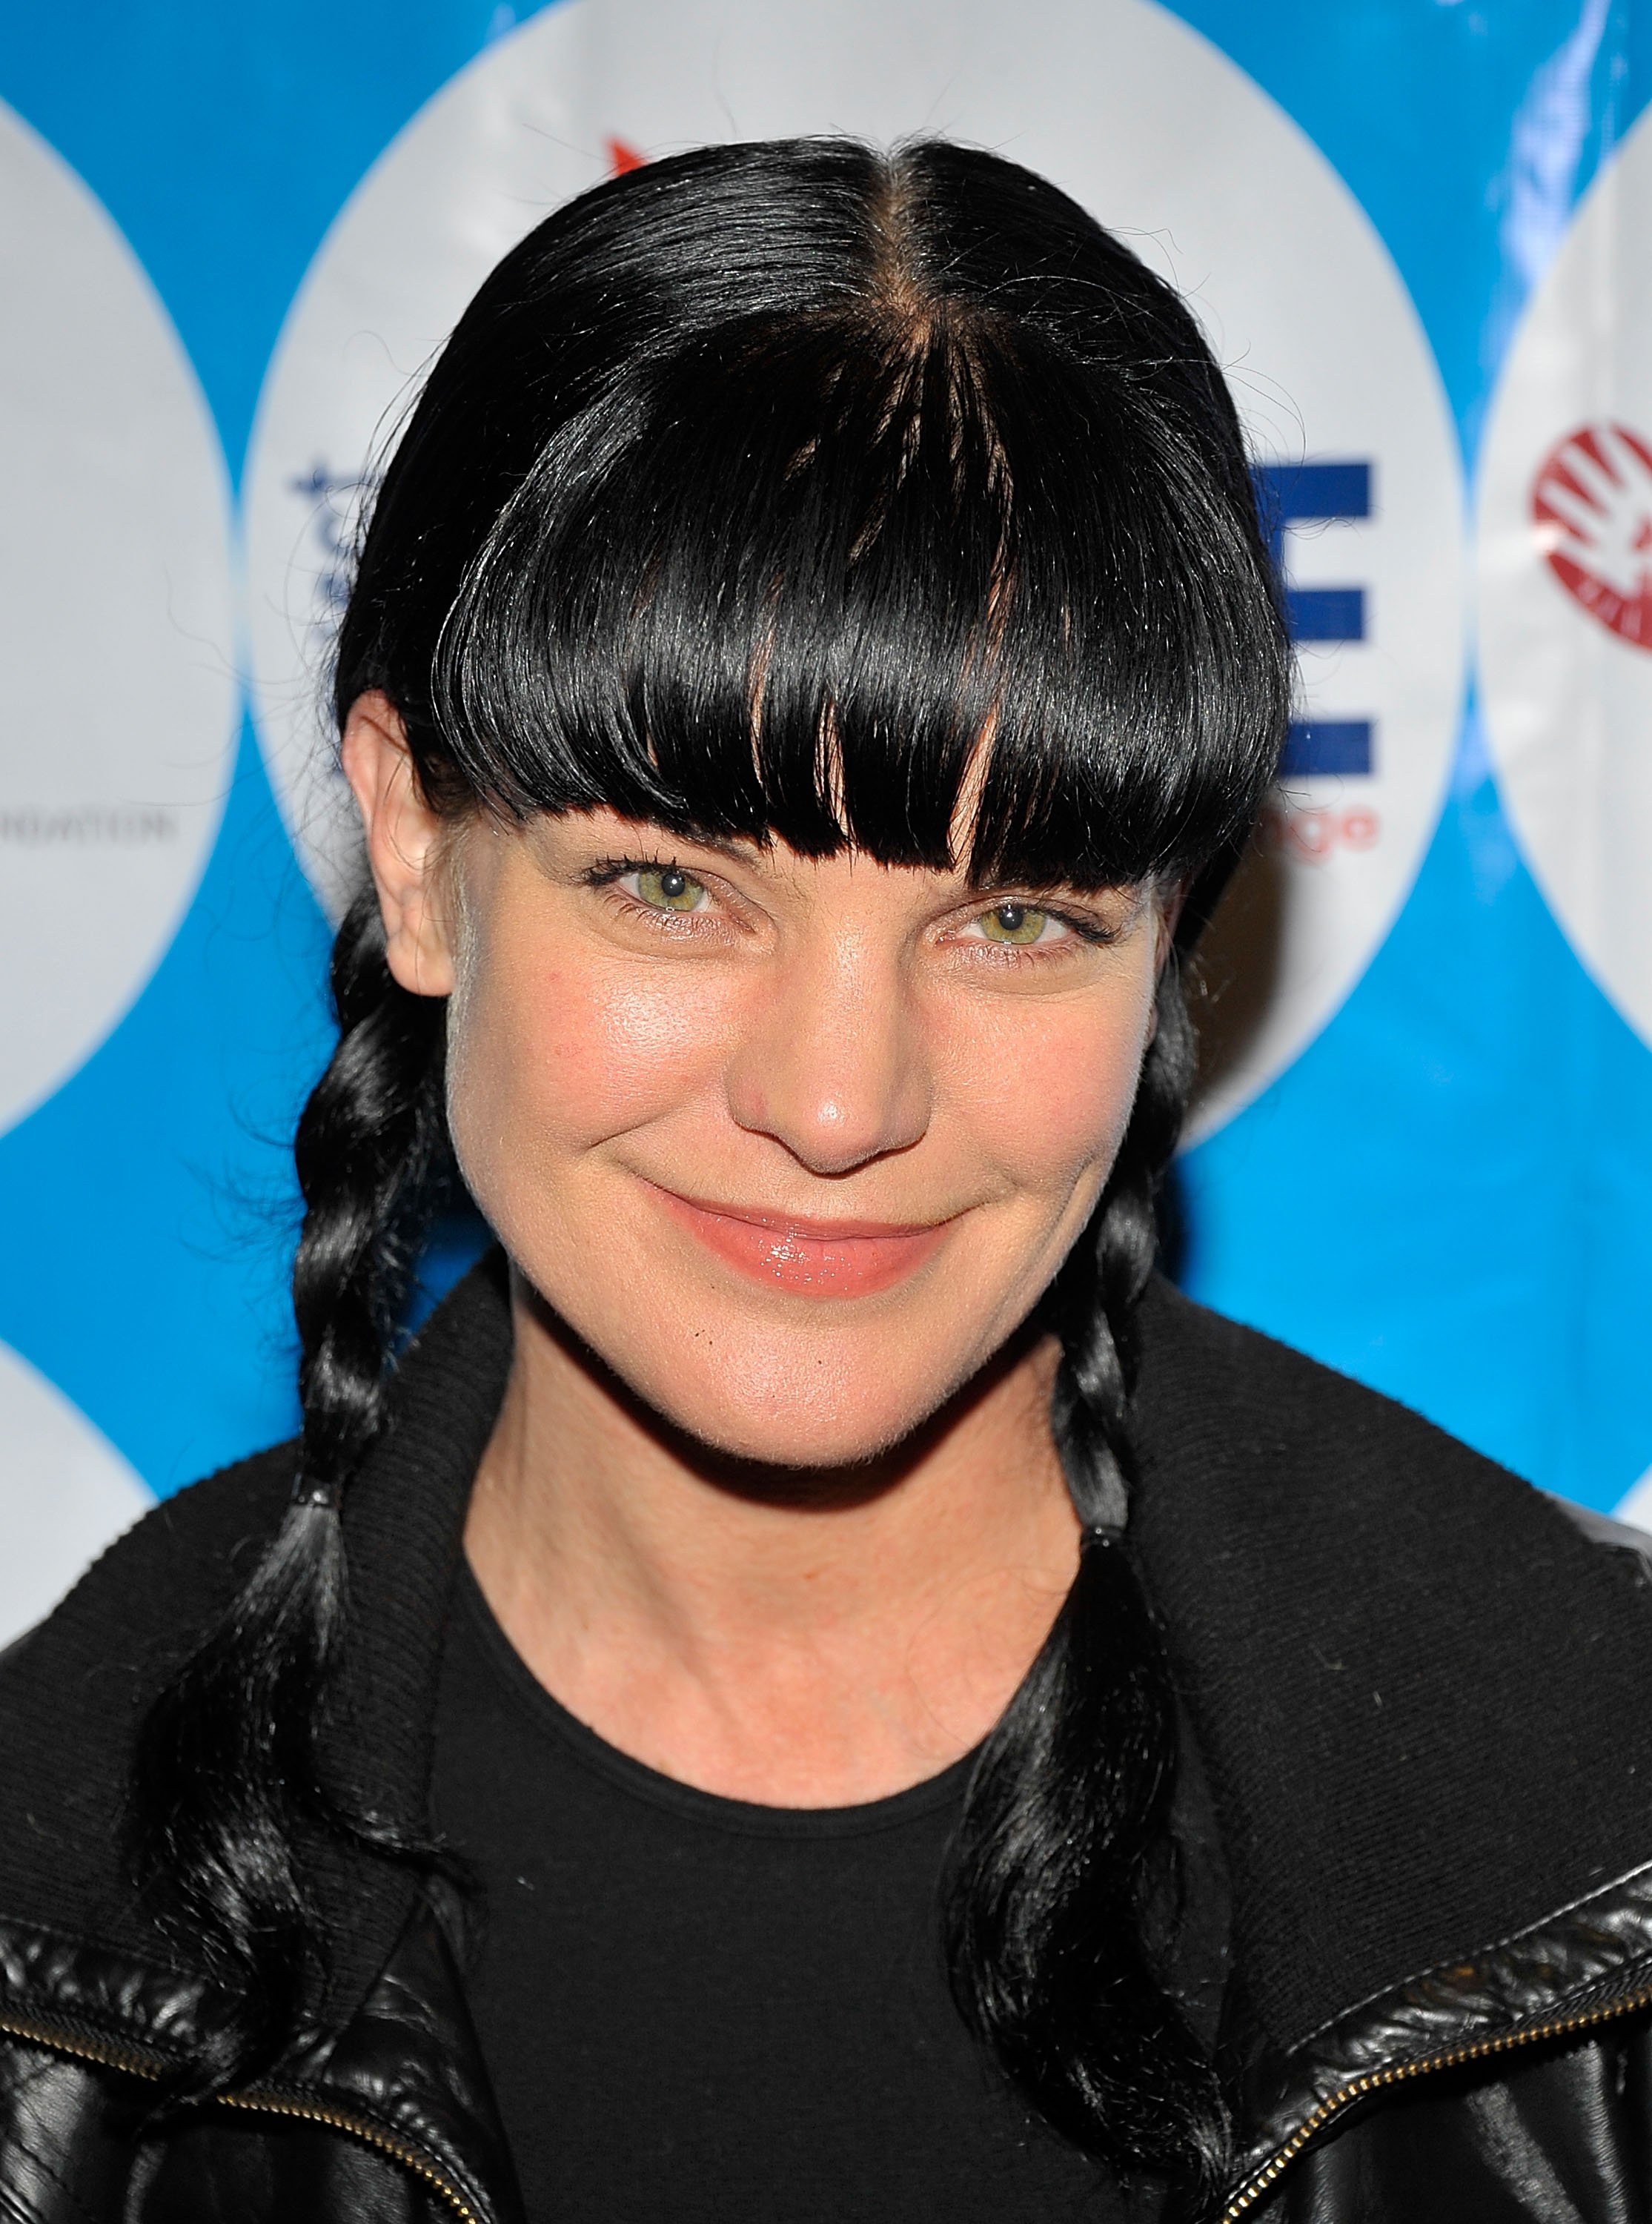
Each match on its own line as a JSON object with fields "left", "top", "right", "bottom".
{"left": 340, "top": 692, "right": 457, "bottom": 998}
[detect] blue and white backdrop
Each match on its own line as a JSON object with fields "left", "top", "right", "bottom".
{"left": 1, "top": 0, "right": 1649, "bottom": 1645}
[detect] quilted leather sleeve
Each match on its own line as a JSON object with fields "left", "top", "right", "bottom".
{"left": 1264, "top": 2019, "right": 1652, "bottom": 2223}
{"left": 0, "top": 2035, "right": 452, "bottom": 2224}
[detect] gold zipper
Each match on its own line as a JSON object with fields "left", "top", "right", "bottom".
{"left": 0, "top": 2011, "right": 483, "bottom": 2224}
{"left": 8, "top": 1976, "right": 1651, "bottom": 2224}
{"left": 1222, "top": 1978, "right": 1652, "bottom": 2219}
{"left": 0, "top": 2009, "right": 161, "bottom": 2085}
{"left": 218, "top": 2090, "right": 484, "bottom": 2223}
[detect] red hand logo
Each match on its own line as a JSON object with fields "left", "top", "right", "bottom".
{"left": 1531, "top": 423, "right": 1652, "bottom": 649}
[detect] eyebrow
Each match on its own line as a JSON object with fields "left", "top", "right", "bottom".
{"left": 580, "top": 821, "right": 769, "bottom": 867}
{"left": 671, "top": 829, "right": 771, "bottom": 865}
{"left": 966, "top": 870, "right": 1141, "bottom": 900}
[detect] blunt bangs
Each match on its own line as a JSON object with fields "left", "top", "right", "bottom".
{"left": 345, "top": 138, "right": 1289, "bottom": 899}
{"left": 430, "top": 316, "right": 1282, "bottom": 898}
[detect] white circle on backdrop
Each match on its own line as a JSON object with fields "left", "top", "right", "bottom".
{"left": 0, "top": 1342, "right": 151, "bottom": 1652}
{"left": 1477, "top": 108, "right": 1652, "bottom": 1050}
{"left": 244, "top": 0, "right": 1466, "bottom": 1132}
{"left": 0, "top": 100, "right": 237, "bottom": 1137}
{"left": 1618, "top": 1463, "right": 1652, "bottom": 1537}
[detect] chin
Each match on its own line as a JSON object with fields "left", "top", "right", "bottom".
{"left": 631, "top": 1333, "right": 965, "bottom": 1474}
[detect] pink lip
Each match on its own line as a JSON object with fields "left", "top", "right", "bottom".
{"left": 645, "top": 1183, "right": 953, "bottom": 1297}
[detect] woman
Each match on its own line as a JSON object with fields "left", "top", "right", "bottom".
{"left": 2, "top": 136, "right": 1651, "bottom": 2224}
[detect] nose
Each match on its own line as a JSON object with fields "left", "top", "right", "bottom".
{"left": 723, "top": 936, "right": 932, "bottom": 1176}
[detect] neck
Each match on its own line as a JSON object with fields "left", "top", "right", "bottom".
{"left": 464, "top": 1268, "right": 1081, "bottom": 1805}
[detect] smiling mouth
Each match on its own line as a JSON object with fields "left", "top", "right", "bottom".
{"left": 643, "top": 1183, "right": 955, "bottom": 1297}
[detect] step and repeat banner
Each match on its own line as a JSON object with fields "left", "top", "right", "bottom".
{"left": 1, "top": 0, "right": 1648, "bottom": 1642}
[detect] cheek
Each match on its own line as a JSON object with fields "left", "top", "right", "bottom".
{"left": 444, "top": 921, "right": 735, "bottom": 1180}
{"left": 943, "top": 979, "right": 1155, "bottom": 1209}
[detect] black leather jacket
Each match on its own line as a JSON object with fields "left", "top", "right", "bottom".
{"left": 4, "top": 1263, "right": 1652, "bottom": 2223}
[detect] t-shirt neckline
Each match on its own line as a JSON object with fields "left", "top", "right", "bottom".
{"left": 451, "top": 1556, "right": 981, "bottom": 1841}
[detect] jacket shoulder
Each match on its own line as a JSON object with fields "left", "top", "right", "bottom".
{"left": 0, "top": 1438, "right": 298, "bottom": 1939}
{"left": 1134, "top": 1274, "right": 1521, "bottom": 1492}
{"left": 1129, "top": 1276, "right": 1652, "bottom": 2079}
{"left": 0, "top": 1437, "right": 299, "bottom": 1686}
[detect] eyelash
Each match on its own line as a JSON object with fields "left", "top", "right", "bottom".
{"left": 582, "top": 856, "right": 1120, "bottom": 956}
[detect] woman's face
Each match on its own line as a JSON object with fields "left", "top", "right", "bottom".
{"left": 351, "top": 700, "right": 1168, "bottom": 1468}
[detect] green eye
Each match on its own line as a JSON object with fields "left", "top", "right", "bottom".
{"left": 978, "top": 901, "right": 1049, "bottom": 945}
{"left": 634, "top": 865, "right": 706, "bottom": 913}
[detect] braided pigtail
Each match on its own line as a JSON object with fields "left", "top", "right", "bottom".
{"left": 130, "top": 891, "right": 448, "bottom": 2099}
{"left": 946, "top": 961, "right": 1229, "bottom": 2206}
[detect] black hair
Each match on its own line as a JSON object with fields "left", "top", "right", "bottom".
{"left": 132, "top": 136, "right": 1287, "bottom": 2201}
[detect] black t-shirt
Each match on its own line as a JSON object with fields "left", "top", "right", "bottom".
{"left": 432, "top": 1563, "right": 1227, "bottom": 2224}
